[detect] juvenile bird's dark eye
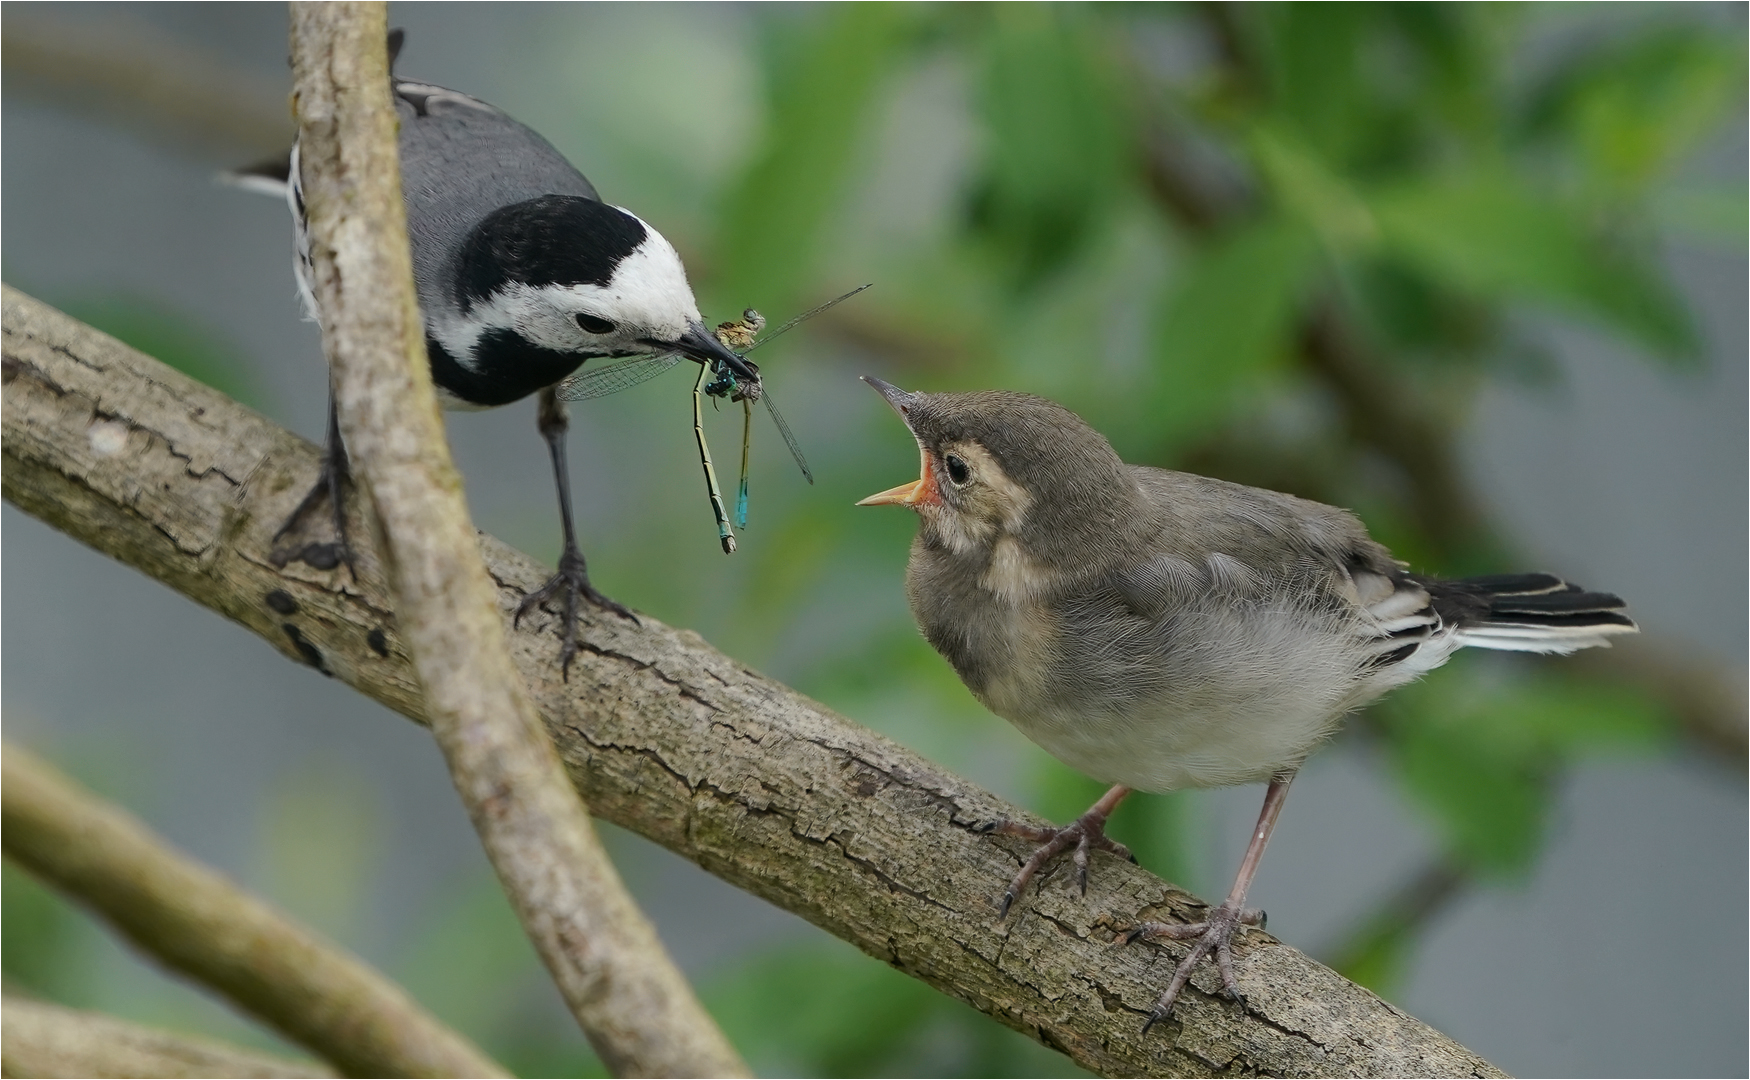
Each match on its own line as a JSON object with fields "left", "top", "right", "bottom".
{"left": 575, "top": 313, "right": 616, "bottom": 335}
{"left": 944, "top": 454, "right": 969, "bottom": 485}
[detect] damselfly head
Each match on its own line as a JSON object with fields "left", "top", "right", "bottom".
{"left": 714, "top": 308, "right": 765, "bottom": 353}
{"left": 710, "top": 310, "right": 767, "bottom": 402}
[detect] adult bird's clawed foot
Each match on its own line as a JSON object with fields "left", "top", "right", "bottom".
{"left": 1125, "top": 900, "right": 1267, "bottom": 1032}
{"left": 979, "top": 784, "right": 1135, "bottom": 917}
{"left": 270, "top": 440, "right": 357, "bottom": 580}
{"left": 514, "top": 544, "right": 636, "bottom": 680}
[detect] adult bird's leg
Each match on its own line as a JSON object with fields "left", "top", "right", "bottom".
{"left": 514, "top": 387, "right": 635, "bottom": 678}
{"left": 1126, "top": 770, "right": 1295, "bottom": 1031}
{"left": 978, "top": 784, "right": 1135, "bottom": 917}
{"left": 270, "top": 387, "right": 355, "bottom": 579}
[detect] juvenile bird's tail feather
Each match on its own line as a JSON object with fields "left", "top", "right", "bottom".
{"left": 1419, "top": 572, "right": 1638, "bottom": 654}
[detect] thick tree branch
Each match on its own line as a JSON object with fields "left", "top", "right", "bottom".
{"left": 0, "top": 285, "right": 1505, "bottom": 1078}
{"left": 0, "top": 744, "right": 502, "bottom": 1079}
{"left": 0, "top": 994, "right": 335, "bottom": 1079}
{"left": 283, "top": 7, "right": 744, "bottom": 1076}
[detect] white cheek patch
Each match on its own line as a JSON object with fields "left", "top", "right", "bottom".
{"left": 428, "top": 281, "right": 567, "bottom": 369}
{"left": 427, "top": 216, "right": 705, "bottom": 369}
{"left": 590, "top": 216, "right": 702, "bottom": 341}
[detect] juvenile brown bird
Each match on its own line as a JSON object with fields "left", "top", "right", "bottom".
{"left": 856, "top": 378, "right": 1637, "bottom": 1027}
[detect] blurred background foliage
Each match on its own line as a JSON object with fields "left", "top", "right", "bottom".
{"left": 3, "top": 3, "right": 1744, "bottom": 1077}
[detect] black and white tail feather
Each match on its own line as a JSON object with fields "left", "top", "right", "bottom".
{"left": 1357, "top": 568, "right": 1636, "bottom": 688}
{"left": 222, "top": 28, "right": 419, "bottom": 325}
{"left": 1423, "top": 572, "right": 1637, "bottom": 653}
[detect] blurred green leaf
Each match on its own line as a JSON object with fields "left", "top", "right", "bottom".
{"left": 1435, "top": 673, "right": 1669, "bottom": 759}
{"left": 967, "top": 5, "right": 1132, "bottom": 288}
{"left": 705, "top": 937, "right": 1083, "bottom": 1077}
{"left": 253, "top": 758, "right": 381, "bottom": 942}
{"left": 1381, "top": 662, "right": 1672, "bottom": 875}
{"left": 714, "top": 4, "right": 915, "bottom": 311}
{"left": 1331, "top": 918, "right": 1413, "bottom": 995}
{"left": 1391, "top": 715, "right": 1549, "bottom": 876}
{"left": 1527, "top": 27, "right": 1747, "bottom": 194}
{"left": 1147, "top": 214, "right": 1318, "bottom": 448}
{"left": 394, "top": 873, "right": 566, "bottom": 1062}
{"left": 2, "top": 861, "right": 91, "bottom": 1004}
{"left": 1323, "top": 860, "right": 1466, "bottom": 995}
{"left": 1379, "top": 4, "right": 1499, "bottom": 147}
{"left": 1651, "top": 184, "right": 1750, "bottom": 248}
{"left": 705, "top": 939, "right": 936, "bottom": 1076}
{"left": 1256, "top": 3, "right": 1369, "bottom": 163}
{"left": 1250, "top": 125, "right": 1378, "bottom": 247}
{"left": 1341, "top": 256, "right": 1494, "bottom": 359}
{"left": 1370, "top": 172, "right": 1700, "bottom": 359}
{"left": 56, "top": 293, "right": 265, "bottom": 409}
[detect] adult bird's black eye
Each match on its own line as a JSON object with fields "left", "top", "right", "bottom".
{"left": 575, "top": 313, "right": 616, "bottom": 335}
{"left": 944, "top": 454, "right": 969, "bottom": 485}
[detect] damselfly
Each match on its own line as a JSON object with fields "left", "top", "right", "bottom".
{"left": 556, "top": 284, "right": 871, "bottom": 552}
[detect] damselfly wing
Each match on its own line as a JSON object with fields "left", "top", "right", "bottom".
{"left": 554, "top": 284, "right": 871, "bottom": 546}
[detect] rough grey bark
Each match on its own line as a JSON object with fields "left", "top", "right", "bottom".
{"left": 282, "top": 6, "right": 746, "bottom": 1076}
{"left": 0, "top": 283, "right": 1508, "bottom": 1079}
{"left": 1, "top": 744, "right": 503, "bottom": 1079}
{"left": 1, "top": 995, "right": 336, "bottom": 1079}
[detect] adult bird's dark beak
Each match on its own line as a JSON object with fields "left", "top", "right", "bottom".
{"left": 675, "top": 320, "right": 759, "bottom": 383}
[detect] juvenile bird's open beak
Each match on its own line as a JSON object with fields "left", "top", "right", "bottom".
{"left": 861, "top": 375, "right": 917, "bottom": 424}
{"left": 856, "top": 375, "right": 933, "bottom": 507}
{"left": 856, "top": 479, "right": 924, "bottom": 507}
{"left": 675, "top": 320, "right": 758, "bottom": 383}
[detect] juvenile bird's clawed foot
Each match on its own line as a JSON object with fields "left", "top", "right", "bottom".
{"left": 514, "top": 545, "right": 636, "bottom": 680}
{"left": 1126, "top": 901, "right": 1266, "bottom": 1031}
{"left": 983, "top": 788, "right": 1134, "bottom": 918}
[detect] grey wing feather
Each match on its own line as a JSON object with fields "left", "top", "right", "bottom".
{"left": 392, "top": 79, "right": 600, "bottom": 318}
{"left": 282, "top": 77, "right": 602, "bottom": 328}
{"left": 1122, "top": 467, "right": 1383, "bottom": 597}
{"left": 1116, "top": 466, "right": 1438, "bottom": 658}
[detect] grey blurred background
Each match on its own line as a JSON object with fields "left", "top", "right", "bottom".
{"left": 3, "top": 4, "right": 1744, "bottom": 1077}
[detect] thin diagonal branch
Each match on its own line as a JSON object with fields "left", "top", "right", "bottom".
{"left": 1, "top": 11, "right": 290, "bottom": 158}
{"left": 283, "top": 6, "right": 744, "bottom": 1076}
{"left": 0, "top": 284, "right": 1504, "bottom": 1079}
{"left": 0, "top": 744, "right": 503, "bottom": 1079}
{"left": 1, "top": 994, "right": 335, "bottom": 1079}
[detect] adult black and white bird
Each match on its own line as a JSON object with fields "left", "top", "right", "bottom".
{"left": 856, "top": 379, "right": 1637, "bottom": 1027}
{"left": 242, "top": 30, "right": 753, "bottom": 674}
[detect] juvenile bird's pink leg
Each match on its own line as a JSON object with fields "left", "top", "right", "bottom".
{"left": 979, "top": 784, "right": 1134, "bottom": 917}
{"left": 1125, "top": 771, "right": 1295, "bottom": 1031}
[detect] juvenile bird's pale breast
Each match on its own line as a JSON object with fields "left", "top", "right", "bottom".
{"left": 993, "top": 565, "right": 1371, "bottom": 792}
